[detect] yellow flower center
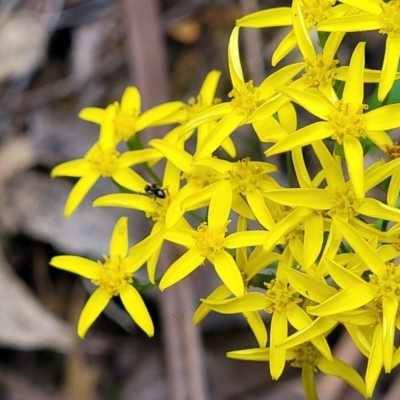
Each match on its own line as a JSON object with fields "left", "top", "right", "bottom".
{"left": 87, "top": 144, "right": 120, "bottom": 177}
{"left": 303, "top": 54, "right": 339, "bottom": 87}
{"left": 291, "top": 342, "right": 320, "bottom": 371}
{"left": 92, "top": 255, "right": 133, "bottom": 297}
{"left": 385, "top": 142, "right": 400, "bottom": 159}
{"left": 192, "top": 221, "right": 229, "bottom": 258}
{"left": 328, "top": 186, "right": 360, "bottom": 218}
{"left": 182, "top": 166, "right": 222, "bottom": 188}
{"left": 299, "top": 0, "right": 336, "bottom": 25}
{"left": 145, "top": 197, "right": 170, "bottom": 222}
{"left": 327, "top": 100, "right": 368, "bottom": 144}
{"left": 379, "top": 0, "right": 400, "bottom": 36}
{"left": 228, "top": 80, "right": 262, "bottom": 119}
{"left": 113, "top": 102, "right": 138, "bottom": 142}
{"left": 228, "top": 157, "right": 275, "bottom": 195}
{"left": 264, "top": 279, "right": 302, "bottom": 314}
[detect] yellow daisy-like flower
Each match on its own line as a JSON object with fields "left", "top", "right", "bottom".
{"left": 267, "top": 42, "right": 400, "bottom": 200}
{"left": 51, "top": 105, "right": 154, "bottom": 217}
{"left": 318, "top": 0, "right": 400, "bottom": 100}
{"left": 159, "top": 180, "right": 247, "bottom": 297}
{"left": 227, "top": 340, "right": 366, "bottom": 398}
{"left": 79, "top": 86, "right": 183, "bottom": 143}
{"left": 236, "top": 0, "right": 353, "bottom": 66}
{"left": 49, "top": 217, "right": 154, "bottom": 338}
{"left": 193, "top": 216, "right": 282, "bottom": 348}
{"left": 182, "top": 26, "right": 304, "bottom": 160}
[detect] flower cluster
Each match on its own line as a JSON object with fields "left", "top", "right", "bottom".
{"left": 50, "top": 0, "right": 400, "bottom": 398}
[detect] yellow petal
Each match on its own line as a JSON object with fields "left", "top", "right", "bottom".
{"left": 342, "top": 42, "right": 365, "bottom": 105}
{"left": 365, "top": 324, "right": 383, "bottom": 398}
{"left": 120, "top": 285, "right": 154, "bottom": 337}
{"left": 378, "top": 35, "right": 400, "bottom": 101}
{"left": 112, "top": 168, "right": 148, "bottom": 193}
{"left": 78, "top": 107, "right": 105, "bottom": 124}
{"left": 77, "top": 288, "right": 110, "bottom": 338}
{"left": 51, "top": 159, "right": 91, "bottom": 178}
{"left": 307, "top": 283, "right": 374, "bottom": 316}
{"left": 209, "top": 180, "right": 232, "bottom": 226}
{"left": 110, "top": 216, "right": 128, "bottom": 257}
{"left": 159, "top": 249, "right": 204, "bottom": 291}
{"left": 50, "top": 255, "right": 99, "bottom": 279}
{"left": 64, "top": 172, "right": 100, "bottom": 217}
{"left": 213, "top": 251, "right": 244, "bottom": 297}
{"left": 343, "top": 136, "right": 364, "bottom": 200}
{"left": 382, "top": 297, "right": 397, "bottom": 372}
{"left": 120, "top": 86, "right": 141, "bottom": 115}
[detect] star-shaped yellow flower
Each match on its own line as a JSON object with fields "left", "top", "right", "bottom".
{"left": 50, "top": 217, "right": 154, "bottom": 338}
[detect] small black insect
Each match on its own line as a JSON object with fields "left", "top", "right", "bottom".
{"left": 144, "top": 183, "right": 167, "bottom": 199}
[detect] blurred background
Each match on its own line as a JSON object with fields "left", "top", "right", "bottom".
{"left": 0, "top": 0, "right": 394, "bottom": 399}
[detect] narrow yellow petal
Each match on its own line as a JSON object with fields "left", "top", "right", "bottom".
{"left": 194, "top": 112, "right": 245, "bottom": 160}
{"left": 263, "top": 188, "right": 333, "bottom": 209}
{"left": 149, "top": 138, "right": 192, "bottom": 172}
{"left": 246, "top": 190, "right": 275, "bottom": 230}
{"left": 50, "top": 255, "right": 99, "bottom": 279}
{"left": 228, "top": 26, "right": 245, "bottom": 89}
{"left": 199, "top": 70, "right": 221, "bottom": 105}
{"left": 159, "top": 249, "right": 204, "bottom": 291}
{"left": 301, "top": 367, "right": 318, "bottom": 400}
{"left": 343, "top": 136, "right": 364, "bottom": 200}
{"left": 332, "top": 216, "right": 386, "bottom": 274}
{"left": 202, "top": 292, "right": 266, "bottom": 313}
{"left": 112, "top": 168, "right": 148, "bottom": 193}
{"left": 357, "top": 198, "right": 400, "bottom": 224}
{"left": 137, "top": 101, "right": 184, "bottom": 130}
{"left": 64, "top": 172, "right": 100, "bottom": 217}
{"left": 78, "top": 107, "right": 105, "bottom": 124}
{"left": 94, "top": 193, "right": 151, "bottom": 212}
{"left": 227, "top": 347, "right": 270, "bottom": 362}
{"left": 209, "top": 180, "right": 232, "bottom": 226}
{"left": 120, "top": 86, "right": 141, "bottom": 115}
{"left": 51, "top": 159, "right": 90, "bottom": 178}
{"left": 303, "top": 212, "right": 324, "bottom": 269}
{"left": 266, "top": 122, "right": 333, "bottom": 156}
{"left": 98, "top": 105, "right": 116, "bottom": 149}
{"left": 213, "top": 251, "right": 244, "bottom": 297}
{"left": 292, "top": 0, "right": 315, "bottom": 60}
{"left": 277, "top": 87, "right": 334, "bottom": 120}
{"left": 382, "top": 297, "right": 397, "bottom": 372}
{"left": 236, "top": 8, "right": 291, "bottom": 28}
{"left": 110, "top": 216, "right": 128, "bottom": 257}
{"left": 378, "top": 35, "right": 400, "bottom": 101}
{"left": 243, "top": 311, "right": 268, "bottom": 348}
{"left": 364, "top": 104, "right": 400, "bottom": 130}
{"left": 307, "top": 283, "right": 374, "bottom": 316}
{"left": 120, "top": 285, "right": 154, "bottom": 337}
{"left": 365, "top": 324, "right": 383, "bottom": 398}
{"left": 269, "top": 312, "right": 287, "bottom": 380}
{"left": 77, "top": 288, "right": 110, "bottom": 338}
{"left": 342, "top": 42, "right": 365, "bottom": 105}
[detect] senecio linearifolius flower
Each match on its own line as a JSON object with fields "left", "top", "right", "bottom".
{"left": 49, "top": 0, "right": 400, "bottom": 398}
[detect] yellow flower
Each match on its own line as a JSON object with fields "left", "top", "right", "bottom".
{"left": 318, "top": 0, "right": 400, "bottom": 100}
{"left": 267, "top": 42, "right": 400, "bottom": 200}
{"left": 93, "top": 160, "right": 191, "bottom": 283}
{"left": 159, "top": 180, "right": 246, "bottom": 297}
{"left": 193, "top": 217, "right": 282, "bottom": 348}
{"left": 51, "top": 105, "right": 152, "bottom": 217}
{"left": 49, "top": 217, "right": 154, "bottom": 338}
{"left": 182, "top": 26, "right": 303, "bottom": 160}
{"left": 236, "top": 0, "right": 353, "bottom": 65}
{"left": 79, "top": 86, "right": 183, "bottom": 143}
{"left": 306, "top": 257, "right": 400, "bottom": 397}
{"left": 227, "top": 340, "right": 366, "bottom": 398}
